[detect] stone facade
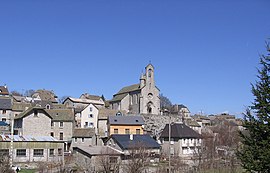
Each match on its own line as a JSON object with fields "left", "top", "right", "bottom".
{"left": 109, "top": 64, "right": 160, "bottom": 115}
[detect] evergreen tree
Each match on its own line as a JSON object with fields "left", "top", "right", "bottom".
{"left": 237, "top": 43, "right": 270, "bottom": 172}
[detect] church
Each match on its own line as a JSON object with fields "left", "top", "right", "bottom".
{"left": 109, "top": 64, "right": 160, "bottom": 115}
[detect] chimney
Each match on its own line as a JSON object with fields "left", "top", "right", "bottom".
{"left": 4, "top": 84, "right": 7, "bottom": 88}
{"left": 130, "top": 134, "right": 133, "bottom": 141}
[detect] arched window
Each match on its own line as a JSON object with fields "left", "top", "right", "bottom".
{"left": 148, "top": 68, "right": 152, "bottom": 77}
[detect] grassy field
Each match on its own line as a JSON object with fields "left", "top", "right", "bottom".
{"left": 19, "top": 169, "right": 36, "bottom": 173}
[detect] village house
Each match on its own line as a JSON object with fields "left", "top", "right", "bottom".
{"left": 0, "top": 96, "right": 12, "bottom": 124}
{"left": 0, "top": 135, "right": 64, "bottom": 167}
{"left": 106, "top": 134, "right": 160, "bottom": 160}
{"left": 63, "top": 94, "right": 105, "bottom": 109}
{"left": 107, "top": 115, "right": 144, "bottom": 136}
{"left": 159, "top": 123, "right": 202, "bottom": 158}
{"left": 71, "top": 128, "right": 96, "bottom": 148}
{"left": 109, "top": 64, "right": 160, "bottom": 115}
{"left": 14, "top": 107, "right": 74, "bottom": 151}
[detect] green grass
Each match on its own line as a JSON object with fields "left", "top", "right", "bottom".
{"left": 19, "top": 169, "right": 36, "bottom": 173}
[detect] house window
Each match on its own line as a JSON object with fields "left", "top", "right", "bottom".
{"left": 2, "top": 110, "right": 6, "bottom": 114}
{"left": 89, "top": 122, "right": 94, "bottom": 127}
{"left": 125, "top": 129, "right": 130, "bottom": 134}
{"left": 136, "top": 129, "right": 140, "bottom": 134}
{"left": 34, "top": 110, "right": 38, "bottom": 116}
{"left": 2, "top": 118, "right": 6, "bottom": 122}
{"left": 114, "top": 129, "right": 118, "bottom": 134}
{"left": 34, "top": 149, "right": 44, "bottom": 157}
{"left": 51, "top": 122, "right": 54, "bottom": 127}
{"left": 110, "top": 157, "right": 118, "bottom": 164}
{"left": 60, "top": 122, "right": 63, "bottom": 127}
{"left": 16, "top": 149, "right": 26, "bottom": 157}
{"left": 85, "top": 122, "right": 88, "bottom": 127}
{"left": 90, "top": 107, "right": 93, "bottom": 112}
{"left": 50, "top": 132, "right": 54, "bottom": 137}
{"left": 75, "top": 138, "right": 77, "bottom": 143}
{"left": 58, "top": 148, "right": 63, "bottom": 156}
{"left": 82, "top": 138, "right": 84, "bottom": 143}
{"left": 60, "top": 132, "right": 63, "bottom": 140}
{"left": 88, "top": 114, "right": 93, "bottom": 118}
{"left": 49, "top": 149, "right": 54, "bottom": 157}
{"left": 0, "top": 149, "right": 9, "bottom": 156}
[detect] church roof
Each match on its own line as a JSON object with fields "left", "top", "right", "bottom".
{"left": 110, "top": 93, "right": 128, "bottom": 102}
{"left": 116, "top": 84, "right": 140, "bottom": 95}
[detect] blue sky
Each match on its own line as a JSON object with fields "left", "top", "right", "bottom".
{"left": 1, "top": 1, "right": 269, "bottom": 116}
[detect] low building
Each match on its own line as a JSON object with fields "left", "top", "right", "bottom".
{"left": 159, "top": 123, "right": 201, "bottom": 158}
{"left": 72, "top": 146, "right": 122, "bottom": 172}
{"left": 0, "top": 135, "right": 64, "bottom": 167}
{"left": 0, "top": 96, "right": 12, "bottom": 124}
{"left": 108, "top": 115, "right": 144, "bottom": 136}
{"left": 71, "top": 128, "right": 96, "bottom": 148}
{"left": 106, "top": 134, "right": 160, "bottom": 157}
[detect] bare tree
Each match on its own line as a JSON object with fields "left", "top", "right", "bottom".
{"left": 0, "top": 154, "right": 13, "bottom": 173}
{"left": 122, "top": 142, "right": 153, "bottom": 173}
{"left": 97, "top": 148, "right": 121, "bottom": 173}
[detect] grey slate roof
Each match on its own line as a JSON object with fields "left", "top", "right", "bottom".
{"left": 116, "top": 84, "right": 140, "bottom": 95}
{"left": 32, "top": 89, "right": 58, "bottom": 103}
{"left": 73, "top": 128, "right": 95, "bottom": 138}
{"left": 14, "top": 107, "right": 52, "bottom": 120}
{"left": 98, "top": 108, "right": 124, "bottom": 119}
{"left": 0, "top": 121, "right": 8, "bottom": 126}
{"left": 110, "top": 93, "right": 128, "bottom": 102}
{"left": 160, "top": 123, "right": 201, "bottom": 139}
{"left": 110, "top": 134, "right": 160, "bottom": 150}
{"left": 0, "top": 97, "right": 12, "bottom": 110}
{"left": 80, "top": 93, "right": 102, "bottom": 101}
{"left": 108, "top": 115, "right": 144, "bottom": 125}
{"left": 46, "top": 109, "right": 74, "bottom": 122}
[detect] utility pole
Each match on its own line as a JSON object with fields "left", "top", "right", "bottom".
{"left": 10, "top": 112, "right": 14, "bottom": 167}
{"left": 168, "top": 115, "right": 171, "bottom": 173}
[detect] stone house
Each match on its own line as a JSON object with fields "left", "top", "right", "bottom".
{"left": 72, "top": 146, "right": 122, "bottom": 172}
{"left": 159, "top": 123, "right": 201, "bottom": 158}
{"left": 109, "top": 64, "right": 160, "bottom": 115}
{"left": 14, "top": 107, "right": 74, "bottom": 151}
{"left": 108, "top": 115, "right": 144, "bottom": 136}
{"left": 0, "top": 96, "right": 12, "bottom": 123}
{"left": 0, "top": 135, "right": 64, "bottom": 167}
{"left": 71, "top": 128, "right": 96, "bottom": 148}
{"left": 171, "top": 104, "right": 191, "bottom": 118}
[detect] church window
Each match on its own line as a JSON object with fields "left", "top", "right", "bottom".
{"left": 148, "top": 69, "right": 152, "bottom": 77}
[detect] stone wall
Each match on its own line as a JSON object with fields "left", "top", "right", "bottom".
{"left": 142, "top": 114, "right": 182, "bottom": 138}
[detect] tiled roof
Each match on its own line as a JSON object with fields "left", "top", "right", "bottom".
{"left": 46, "top": 109, "right": 74, "bottom": 122}
{"left": 160, "top": 123, "right": 201, "bottom": 139}
{"left": 0, "top": 86, "right": 9, "bottom": 95}
{"left": 12, "top": 102, "right": 31, "bottom": 111}
{"left": 98, "top": 108, "right": 122, "bottom": 119}
{"left": 0, "top": 135, "right": 59, "bottom": 142}
{"left": 73, "top": 146, "right": 122, "bottom": 156}
{"left": 108, "top": 115, "right": 144, "bottom": 125}
{"left": 80, "top": 93, "right": 102, "bottom": 101}
{"left": 32, "top": 89, "right": 58, "bottom": 103}
{"left": 110, "top": 134, "right": 160, "bottom": 150}
{"left": 186, "top": 119, "right": 201, "bottom": 127}
{"left": 73, "top": 128, "right": 95, "bottom": 138}
{"left": 116, "top": 84, "right": 140, "bottom": 95}
{"left": 14, "top": 107, "right": 52, "bottom": 120}
{"left": 0, "top": 97, "right": 12, "bottom": 110}
{"left": 67, "top": 97, "right": 104, "bottom": 105}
